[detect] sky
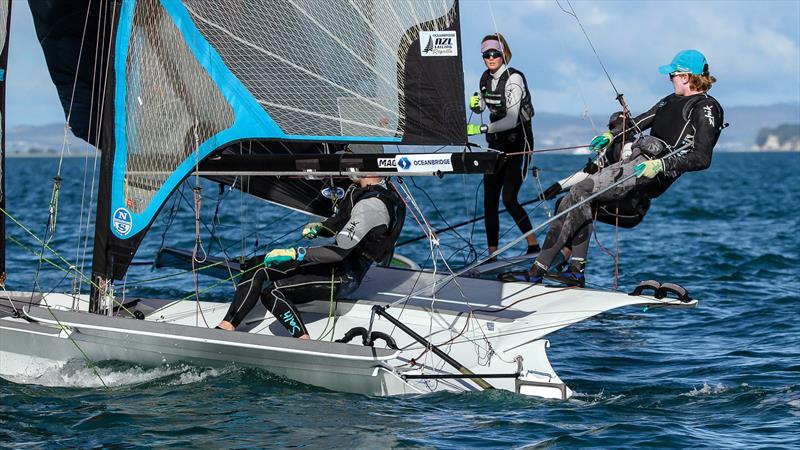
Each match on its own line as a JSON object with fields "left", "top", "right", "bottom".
{"left": 4, "top": 0, "right": 800, "bottom": 127}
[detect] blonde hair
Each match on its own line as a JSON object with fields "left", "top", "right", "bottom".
{"left": 689, "top": 64, "right": 716, "bottom": 92}
{"left": 481, "top": 33, "right": 512, "bottom": 63}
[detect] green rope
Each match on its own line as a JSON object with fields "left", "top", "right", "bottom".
{"left": 1, "top": 206, "right": 98, "bottom": 290}
{"left": 122, "top": 258, "right": 235, "bottom": 287}
{"left": 317, "top": 269, "right": 338, "bottom": 341}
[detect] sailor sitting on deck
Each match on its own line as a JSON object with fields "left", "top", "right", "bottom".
{"left": 525, "top": 49, "right": 724, "bottom": 287}
{"left": 217, "top": 175, "right": 405, "bottom": 338}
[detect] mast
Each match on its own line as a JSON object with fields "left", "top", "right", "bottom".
{"left": 89, "top": 0, "right": 123, "bottom": 313}
{"left": 0, "top": 0, "right": 12, "bottom": 285}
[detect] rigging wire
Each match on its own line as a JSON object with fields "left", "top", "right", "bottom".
{"left": 555, "top": 0, "right": 642, "bottom": 135}
{"left": 555, "top": 0, "right": 619, "bottom": 97}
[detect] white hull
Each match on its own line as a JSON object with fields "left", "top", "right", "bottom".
{"left": 0, "top": 267, "right": 696, "bottom": 399}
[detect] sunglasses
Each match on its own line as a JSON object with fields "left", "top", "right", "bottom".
{"left": 669, "top": 71, "right": 689, "bottom": 80}
{"left": 482, "top": 50, "right": 503, "bottom": 60}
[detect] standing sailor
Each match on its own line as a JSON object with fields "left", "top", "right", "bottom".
{"left": 527, "top": 49, "right": 724, "bottom": 287}
{"left": 217, "top": 176, "right": 405, "bottom": 338}
{"left": 467, "top": 33, "right": 540, "bottom": 258}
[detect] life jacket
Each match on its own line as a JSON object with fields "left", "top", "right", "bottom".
{"left": 555, "top": 193, "right": 651, "bottom": 229}
{"left": 479, "top": 67, "right": 534, "bottom": 152}
{"left": 648, "top": 93, "right": 714, "bottom": 154}
{"left": 333, "top": 181, "right": 405, "bottom": 266}
{"left": 644, "top": 93, "right": 723, "bottom": 197}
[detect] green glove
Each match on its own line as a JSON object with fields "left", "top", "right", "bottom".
{"left": 589, "top": 132, "right": 614, "bottom": 152}
{"left": 264, "top": 248, "right": 297, "bottom": 267}
{"left": 469, "top": 92, "right": 483, "bottom": 113}
{"left": 302, "top": 222, "right": 323, "bottom": 239}
{"left": 634, "top": 159, "right": 664, "bottom": 178}
{"left": 467, "top": 123, "right": 487, "bottom": 136}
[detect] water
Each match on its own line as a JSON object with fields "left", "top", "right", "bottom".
{"left": 2, "top": 153, "right": 799, "bottom": 448}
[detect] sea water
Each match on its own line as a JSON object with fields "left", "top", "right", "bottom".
{"left": 1, "top": 153, "right": 798, "bottom": 448}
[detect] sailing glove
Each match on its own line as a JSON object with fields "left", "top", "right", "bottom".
{"left": 467, "top": 123, "right": 488, "bottom": 136}
{"left": 264, "top": 248, "right": 303, "bottom": 267}
{"left": 302, "top": 222, "right": 323, "bottom": 239}
{"left": 538, "top": 182, "right": 562, "bottom": 201}
{"left": 589, "top": 132, "right": 614, "bottom": 152}
{"left": 469, "top": 92, "right": 483, "bottom": 113}
{"left": 634, "top": 159, "right": 664, "bottom": 178}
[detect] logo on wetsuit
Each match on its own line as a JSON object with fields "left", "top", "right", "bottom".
{"left": 703, "top": 105, "right": 715, "bottom": 127}
{"left": 345, "top": 221, "right": 360, "bottom": 240}
{"left": 281, "top": 311, "right": 302, "bottom": 336}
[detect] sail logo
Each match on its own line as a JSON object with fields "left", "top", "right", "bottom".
{"left": 112, "top": 208, "right": 133, "bottom": 236}
{"left": 420, "top": 31, "right": 458, "bottom": 57}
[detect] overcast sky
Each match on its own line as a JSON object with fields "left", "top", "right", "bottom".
{"left": 5, "top": 0, "right": 800, "bottom": 127}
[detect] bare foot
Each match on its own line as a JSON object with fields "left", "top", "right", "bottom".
{"left": 298, "top": 334, "right": 310, "bottom": 340}
{"left": 216, "top": 321, "right": 235, "bottom": 331}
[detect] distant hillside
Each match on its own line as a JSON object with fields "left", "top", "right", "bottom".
{"left": 720, "top": 103, "right": 800, "bottom": 151}
{"left": 5, "top": 123, "right": 96, "bottom": 156}
{"left": 5, "top": 102, "right": 798, "bottom": 154}
{"left": 755, "top": 123, "right": 800, "bottom": 151}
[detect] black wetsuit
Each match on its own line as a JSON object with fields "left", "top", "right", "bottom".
{"left": 588, "top": 112, "right": 650, "bottom": 228}
{"left": 535, "top": 93, "right": 724, "bottom": 271}
{"left": 479, "top": 65, "right": 535, "bottom": 248}
{"left": 222, "top": 181, "right": 404, "bottom": 337}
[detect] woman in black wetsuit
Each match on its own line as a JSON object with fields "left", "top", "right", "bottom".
{"left": 467, "top": 33, "right": 539, "bottom": 258}
{"left": 216, "top": 176, "right": 404, "bottom": 338}
{"left": 527, "top": 49, "right": 724, "bottom": 287}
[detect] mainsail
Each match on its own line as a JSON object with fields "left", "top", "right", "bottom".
{"left": 0, "top": 0, "right": 11, "bottom": 282}
{"left": 32, "top": 1, "right": 472, "bottom": 310}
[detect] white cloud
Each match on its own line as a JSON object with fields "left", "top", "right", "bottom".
{"left": 3, "top": 0, "right": 799, "bottom": 128}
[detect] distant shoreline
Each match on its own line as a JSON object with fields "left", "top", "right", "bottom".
{"left": 6, "top": 152, "right": 98, "bottom": 159}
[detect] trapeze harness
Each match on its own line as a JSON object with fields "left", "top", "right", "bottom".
{"left": 591, "top": 93, "right": 722, "bottom": 227}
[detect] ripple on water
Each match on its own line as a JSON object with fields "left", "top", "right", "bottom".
{"left": 2, "top": 154, "right": 800, "bottom": 447}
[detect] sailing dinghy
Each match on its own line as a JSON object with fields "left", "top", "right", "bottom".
{"left": 0, "top": 0, "right": 696, "bottom": 399}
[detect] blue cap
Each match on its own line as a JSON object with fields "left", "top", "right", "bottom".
{"left": 658, "top": 50, "right": 707, "bottom": 75}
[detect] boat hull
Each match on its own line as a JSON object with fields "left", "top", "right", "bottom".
{"left": 0, "top": 268, "right": 696, "bottom": 399}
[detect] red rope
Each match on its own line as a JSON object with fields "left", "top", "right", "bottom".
{"left": 591, "top": 210, "right": 620, "bottom": 289}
